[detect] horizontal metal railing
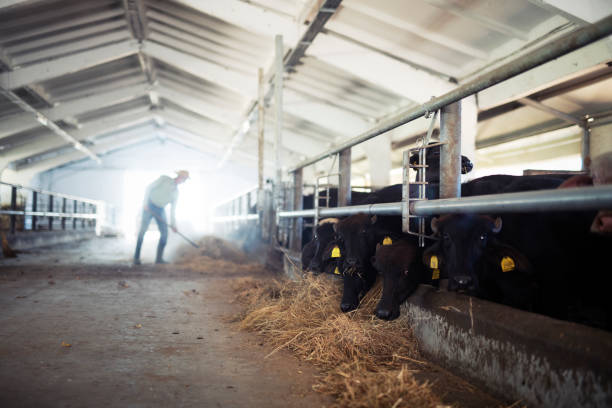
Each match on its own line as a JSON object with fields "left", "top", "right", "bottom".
{"left": 0, "top": 180, "right": 105, "bottom": 234}
{"left": 277, "top": 185, "right": 612, "bottom": 218}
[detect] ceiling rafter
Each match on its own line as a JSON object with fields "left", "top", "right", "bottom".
{"left": 0, "top": 40, "right": 139, "bottom": 90}
{"left": 0, "top": 88, "right": 101, "bottom": 163}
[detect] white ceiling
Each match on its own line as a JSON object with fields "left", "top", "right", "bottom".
{"left": 0, "top": 0, "right": 610, "bottom": 183}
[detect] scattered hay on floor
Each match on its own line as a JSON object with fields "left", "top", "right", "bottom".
{"left": 232, "top": 274, "right": 443, "bottom": 408}
{"left": 174, "top": 236, "right": 273, "bottom": 277}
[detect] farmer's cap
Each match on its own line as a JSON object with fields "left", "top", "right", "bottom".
{"left": 176, "top": 170, "right": 190, "bottom": 179}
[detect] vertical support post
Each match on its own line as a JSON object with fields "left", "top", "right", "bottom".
{"left": 61, "top": 198, "right": 67, "bottom": 230}
{"left": 247, "top": 190, "right": 252, "bottom": 216}
{"left": 32, "top": 191, "right": 38, "bottom": 230}
{"left": 274, "top": 35, "right": 283, "bottom": 187}
{"left": 73, "top": 200, "right": 77, "bottom": 229}
{"left": 81, "top": 202, "right": 85, "bottom": 228}
{"left": 402, "top": 151, "right": 410, "bottom": 234}
{"left": 9, "top": 186, "right": 17, "bottom": 234}
{"left": 48, "top": 195, "right": 54, "bottom": 230}
{"left": 581, "top": 125, "right": 591, "bottom": 171}
{"left": 338, "top": 148, "right": 352, "bottom": 206}
{"left": 290, "top": 169, "right": 303, "bottom": 252}
{"left": 92, "top": 204, "right": 97, "bottom": 230}
{"left": 258, "top": 67, "right": 265, "bottom": 192}
{"left": 440, "top": 101, "right": 462, "bottom": 199}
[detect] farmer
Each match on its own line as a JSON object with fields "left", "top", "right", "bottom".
{"left": 133, "top": 170, "right": 189, "bottom": 265}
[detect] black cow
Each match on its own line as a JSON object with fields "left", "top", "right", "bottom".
{"left": 301, "top": 218, "right": 339, "bottom": 273}
{"left": 332, "top": 183, "right": 415, "bottom": 312}
{"left": 371, "top": 239, "right": 428, "bottom": 320}
{"left": 372, "top": 174, "right": 572, "bottom": 320}
{"left": 422, "top": 175, "right": 612, "bottom": 327}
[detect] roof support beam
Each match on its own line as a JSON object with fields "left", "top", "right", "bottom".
{"left": 0, "top": 40, "right": 138, "bottom": 90}
{"left": 1, "top": 111, "right": 153, "bottom": 165}
{"left": 519, "top": 97, "right": 586, "bottom": 127}
{"left": 0, "top": 83, "right": 149, "bottom": 139}
{"left": 0, "top": 88, "right": 101, "bottom": 164}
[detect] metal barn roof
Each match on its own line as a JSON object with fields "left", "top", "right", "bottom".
{"left": 0, "top": 0, "right": 611, "bottom": 183}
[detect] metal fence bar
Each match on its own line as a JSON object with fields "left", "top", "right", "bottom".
{"left": 287, "top": 15, "right": 612, "bottom": 173}
{"left": 278, "top": 186, "right": 612, "bottom": 218}
{"left": 10, "top": 186, "right": 17, "bottom": 234}
{"left": 0, "top": 210, "right": 98, "bottom": 218}
{"left": 32, "top": 191, "right": 38, "bottom": 230}
{"left": 0, "top": 181, "right": 100, "bottom": 205}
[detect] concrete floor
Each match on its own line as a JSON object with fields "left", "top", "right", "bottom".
{"left": 0, "top": 237, "right": 330, "bottom": 408}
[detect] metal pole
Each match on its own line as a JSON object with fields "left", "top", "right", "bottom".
{"left": 258, "top": 67, "right": 265, "bottom": 191}
{"left": 291, "top": 169, "right": 303, "bottom": 251}
{"left": 582, "top": 125, "right": 591, "bottom": 171}
{"left": 73, "top": 200, "right": 77, "bottom": 229}
{"left": 32, "top": 191, "right": 38, "bottom": 230}
{"left": 440, "top": 101, "right": 462, "bottom": 199}
{"left": 274, "top": 35, "right": 283, "bottom": 186}
{"left": 277, "top": 186, "right": 612, "bottom": 218}
{"left": 61, "top": 198, "right": 67, "bottom": 230}
{"left": 287, "top": 15, "right": 612, "bottom": 173}
{"left": 9, "top": 186, "right": 17, "bottom": 234}
{"left": 81, "top": 202, "right": 85, "bottom": 228}
{"left": 48, "top": 195, "right": 53, "bottom": 230}
{"left": 338, "top": 148, "right": 351, "bottom": 206}
{"left": 402, "top": 150, "right": 410, "bottom": 234}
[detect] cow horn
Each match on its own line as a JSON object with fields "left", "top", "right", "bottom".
{"left": 371, "top": 215, "right": 377, "bottom": 224}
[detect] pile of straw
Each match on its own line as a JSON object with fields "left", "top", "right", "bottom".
{"left": 233, "top": 274, "right": 444, "bottom": 408}
{"left": 175, "top": 236, "right": 271, "bottom": 277}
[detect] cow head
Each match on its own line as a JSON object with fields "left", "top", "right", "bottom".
{"left": 371, "top": 240, "right": 421, "bottom": 320}
{"left": 301, "top": 219, "right": 339, "bottom": 273}
{"left": 334, "top": 213, "right": 380, "bottom": 312}
{"left": 424, "top": 214, "right": 534, "bottom": 303}
{"left": 424, "top": 214, "right": 502, "bottom": 293}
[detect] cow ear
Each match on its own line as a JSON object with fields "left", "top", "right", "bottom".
{"left": 492, "top": 217, "right": 502, "bottom": 234}
{"left": 431, "top": 217, "right": 440, "bottom": 233}
{"left": 332, "top": 223, "right": 337, "bottom": 233}
{"left": 487, "top": 243, "right": 533, "bottom": 275}
{"left": 375, "top": 242, "right": 382, "bottom": 251}
{"left": 371, "top": 215, "right": 377, "bottom": 224}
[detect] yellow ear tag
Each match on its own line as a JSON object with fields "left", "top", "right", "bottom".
{"left": 501, "top": 256, "right": 515, "bottom": 272}
{"left": 334, "top": 266, "right": 340, "bottom": 275}
{"left": 430, "top": 255, "right": 439, "bottom": 269}
{"left": 431, "top": 269, "right": 440, "bottom": 280}
{"left": 382, "top": 236, "right": 393, "bottom": 245}
{"left": 331, "top": 246, "right": 341, "bottom": 258}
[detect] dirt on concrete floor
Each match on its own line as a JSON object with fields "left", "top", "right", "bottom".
{"left": 0, "top": 237, "right": 507, "bottom": 407}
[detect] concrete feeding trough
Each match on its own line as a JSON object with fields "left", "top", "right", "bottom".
{"left": 404, "top": 284, "right": 612, "bottom": 408}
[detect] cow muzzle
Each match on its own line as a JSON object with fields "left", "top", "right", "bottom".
{"left": 452, "top": 275, "right": 473, "bottom": 291}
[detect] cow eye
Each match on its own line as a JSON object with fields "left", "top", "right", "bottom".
{"left": 442, "top": 233, "right": 451, "bottom": 241}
